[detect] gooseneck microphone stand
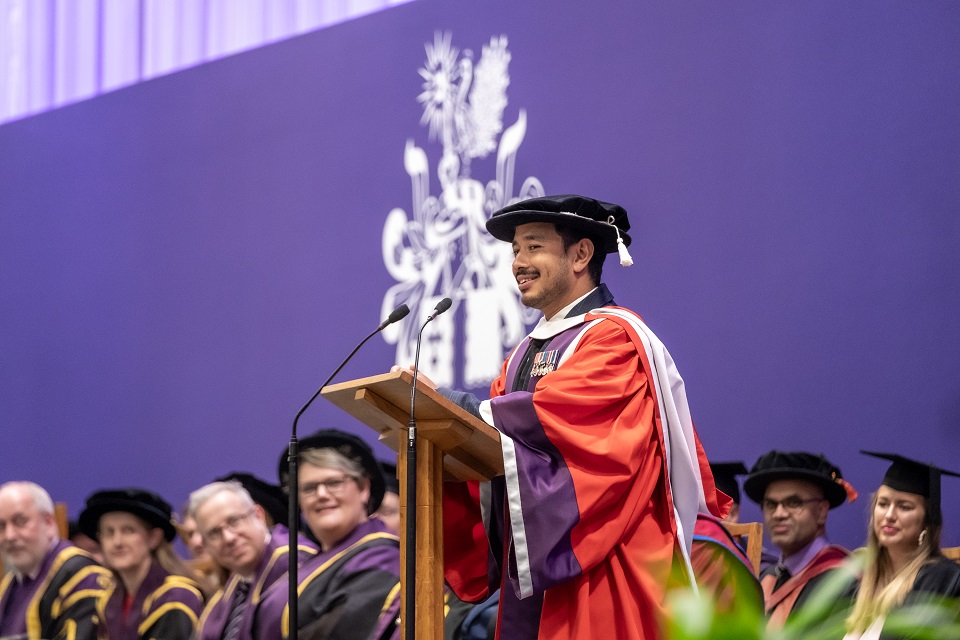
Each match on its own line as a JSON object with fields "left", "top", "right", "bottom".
{"left": 287, "top": 303, "right": 409, "bottom": 640}
{"left": 405, "top": 297, "right": 452, "bottom": 640}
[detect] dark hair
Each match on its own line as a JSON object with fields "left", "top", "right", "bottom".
{"left": 556, "top": 224, "right": 605, "bottom": 285}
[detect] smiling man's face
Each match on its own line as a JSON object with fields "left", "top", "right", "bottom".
{"left": 511, "top": 222, "right": 581, "bottom": 320}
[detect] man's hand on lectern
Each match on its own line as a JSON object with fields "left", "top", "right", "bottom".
{"left": 390, "top": 364, "right": 439, "bottom": 390}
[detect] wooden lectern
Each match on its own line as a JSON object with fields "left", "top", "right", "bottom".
{"left": 321, "top": 370, "right": 502, "bottom": 640}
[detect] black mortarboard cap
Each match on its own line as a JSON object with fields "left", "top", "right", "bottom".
{"left": 710, "top": 461, "right": 748, "bottom": 504}
{"left": 486, "top": 194, "right": 632, "bottom": 255}
{"left": 861, "top": 451, "right": 960, "bottom": 525}
{"left": 78, "top": 488, "right": 176, "bottom": 542}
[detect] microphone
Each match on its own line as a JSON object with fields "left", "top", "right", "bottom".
{"left": 409, "top": 298, "right": 452, "bottom": 426}
{"left": 423, "top": 296, "right": 451, "bottom": 322}
{"left": 405, "top": 296, "right": 452, "bottom": 640}
{"left": 378, "top": 303, "right": 411, "bottom": 331}
{"left": 286, "top": 302, "right": 409, "bottom": 640}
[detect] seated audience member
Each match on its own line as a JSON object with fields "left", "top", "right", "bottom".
{"left": 176, "top": 507, "right": 224, "bottom": 595}
{"left": 372, "top": 462, "right": 400, "bottom": 535}
{"left": 744, "top": 451, "right": 858, "bottom": 627}
{"left": 78, "top": 488, "right": 205, "bottom": 639}
{"left": 255, "top": 429, "right": 401, "bottom": 640}
{"left": 211, "top": 472, "right": 293, "bottom": 581}
{"left": 176, "top": 509, "right": 210, "bottom": 562}
{"left": 710, "top": 461, "right": 749, "bottom": 524}
{"left": 0, "top": 481, "right": 110, "bottom": 640}
{"left": 69, "top": 519, "right": 105, "bottom": 564}
{"left": 841, "top": 452, "right": 960, "bottom": 640}
{"left": 689, "top": 461, "right": 763, "bottom": 614}
{"left": 191, "top": 481, "right": 316, "bottom": 640}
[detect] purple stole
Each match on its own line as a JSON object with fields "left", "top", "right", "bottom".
{"left": 503, "top": 325, "right": 589, "bottom": 392}
{"left": 253, "top": 518, "right": 400, "bottom": 640}
{"left": 0, "top": 541, "right": 67, "bottom": 638}
{"left": 490, "top": 321, "right": 592, "bottom": 640}
{"left": 0, "top": 564, "right": 48, "bottom": 637}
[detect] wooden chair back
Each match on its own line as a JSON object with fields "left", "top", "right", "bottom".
{"left": 942, "top": 546, "right": 960, "bottom": 563}
{"left": 54, "top": 502, "right": 70, "bottom": 539}
{"left": 724, "top": 521, "right": 764, "bottom": 575}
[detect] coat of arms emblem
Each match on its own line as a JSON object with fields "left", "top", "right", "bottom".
{"left": 381, "top": 32, "right": 544, "bottom": 388}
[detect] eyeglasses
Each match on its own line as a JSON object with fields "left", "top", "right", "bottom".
{"left": 299, "top": 475, "right": 353, "bottom": 497}
{"left": 202, "top": 509, "right": 254, "bottom": 544}
{"left": 761, "top": 496, "right": 824, "bottom": 514}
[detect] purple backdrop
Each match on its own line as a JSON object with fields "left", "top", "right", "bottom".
{"left": 1, "top": 0, "right": 958, "bottom": 549}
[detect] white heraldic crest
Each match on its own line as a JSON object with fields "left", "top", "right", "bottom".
{"left": 381, "top": 32, "right": 544, "bottom": 388}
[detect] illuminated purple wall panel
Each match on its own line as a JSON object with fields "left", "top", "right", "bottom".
{"left": 0, "top": 0, "right": 413, "bottom": 124}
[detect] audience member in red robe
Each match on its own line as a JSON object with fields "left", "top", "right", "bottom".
{"left": 744, "top": 450, "right": 857, "bottom": 628}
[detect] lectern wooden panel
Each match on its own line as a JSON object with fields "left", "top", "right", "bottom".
{"left": 321, "top": 371, "right": 502, "bottom": 640}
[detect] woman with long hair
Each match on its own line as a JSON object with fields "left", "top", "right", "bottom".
{"left": 843, "top": 452, "right": 960, "bottom": 640}
{"left": 79, "top": 488, "right": 205, "bottom": 639}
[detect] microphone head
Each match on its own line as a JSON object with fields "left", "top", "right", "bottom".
{"left": 387, "top": 304, "right": 410, "bottom": 324}
{"left": 434, "top": 297, "right": 453, "bottom": 315}
{"left": 378, "top": 303, "right": 411, "bottom": 331}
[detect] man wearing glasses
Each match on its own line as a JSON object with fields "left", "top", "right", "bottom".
{"left": 189, "top": 481, "right": 316, "bottom": 640}
{"left": 743, "top": 451, "right": 858, "bottom": 627}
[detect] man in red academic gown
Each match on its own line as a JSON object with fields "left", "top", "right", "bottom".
{"left": 410, "top": 194, "right": 729, "bottom": 640}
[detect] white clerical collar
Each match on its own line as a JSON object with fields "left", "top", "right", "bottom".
{"left": 528, "top": 287, "right": 598, "bottom": 340}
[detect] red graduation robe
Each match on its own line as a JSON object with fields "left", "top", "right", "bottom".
{"left": 444, "top": 298, "right": 727, "bottom": 640}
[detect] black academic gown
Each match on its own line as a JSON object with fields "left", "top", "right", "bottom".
{"left": 885, "top": 557, "right": 960, "bottom": 639}
{"left": 843, "top": 556, "right": 960, "bottom": 640}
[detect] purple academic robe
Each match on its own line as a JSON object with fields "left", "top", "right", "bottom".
{"left": 96, "top": 560, "right": 204, "bottom": 640}
{"left": 196, "top": 525, "right": 316, "bottom": 640}
{"left": 0, "top": 540, "right": 110, "bottom": 640}
{"left": 253, "top": 518, "right": 400, "bottom": 640}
